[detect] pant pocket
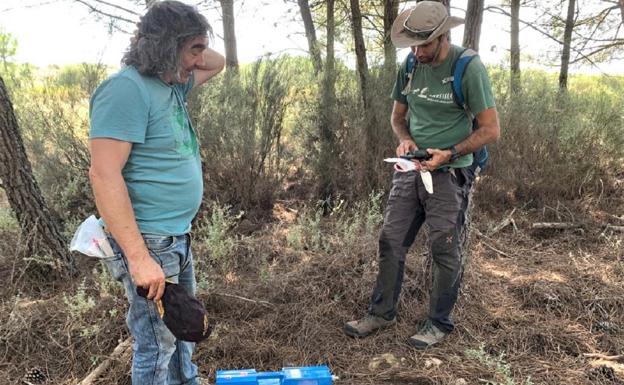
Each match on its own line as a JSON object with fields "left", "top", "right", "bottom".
{"left": 143, "top": 234, "right": 177, "bottom": 253}
{"left": 101, "top": 253, "right": 128, "bottom": 282}
{"left": 389, "top": 171, "right": 416, "bottom": 198}
{"left": 450, "top": 168, "right": 469, "bottom": 188}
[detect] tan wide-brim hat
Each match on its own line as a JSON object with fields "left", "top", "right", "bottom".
{"left": 391, "top": 1, "right": 464, "bottom": 48}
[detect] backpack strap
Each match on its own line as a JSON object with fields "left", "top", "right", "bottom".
{"left": 449, "top": 48, "right": 489, "bottom": 171}
{"left": 450, "top": 48, "right": 478, "bottom": 111}
{"left": 401, "top": 50, "right": 417, "bottom": 95}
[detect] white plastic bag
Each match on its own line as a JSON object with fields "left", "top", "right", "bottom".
{"left": 69, "top": 215, "right": 114, "bottom": 258}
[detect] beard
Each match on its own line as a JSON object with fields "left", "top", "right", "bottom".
{"left": 416, "top": 38, "right": 442, "bottom": 64}
{"left": 174, "top": 68, "right": 193, "bottom": 83}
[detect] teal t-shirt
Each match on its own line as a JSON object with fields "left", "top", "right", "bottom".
{"left": 89, "top": 66, "right": 203, "bottom": 235}
{"left": 391, "top": 45, "right": 496, "bottom": 168}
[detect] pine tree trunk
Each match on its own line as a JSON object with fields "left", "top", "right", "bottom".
{"left": 349, "top": 0, "right": 370, "bottom": 110}
{"left": 462, "top": 0, "right": 484, "bottom": 51}
{"left": 317, "top": 0, "right": 338, "bottom": 203}
{"left": 510, "top": 0, "right": 521, "bottom": 93}
{"left": 297, "top": 0, "right": 322, "bottom": 75}
{"left": 0, "top": 76, "right": 74, "bottom": 274}
{"left": 349, "top": 0, "right": 378, "bottom": 189}
{"left": 559, "top": 0, "right": 576, "bottom": 91}
{"left": 383, "top": 0, "right": 399, "bottom": 77}
{"left": 220, "top": 0, "right": 239, "bottom": 71}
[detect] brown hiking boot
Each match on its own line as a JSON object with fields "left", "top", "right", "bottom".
{"left": 407, "top": 320, "right": 448, "bottom": 349}
{"left": 344, "top": 314, "right": 396, "bottom": 338}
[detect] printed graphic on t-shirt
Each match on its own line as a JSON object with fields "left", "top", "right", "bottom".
{"left": 408, "top": 87, "right": 454, "bottom": 104}
{"left": 172, "top": 103, "right": 197, "bottom": 157}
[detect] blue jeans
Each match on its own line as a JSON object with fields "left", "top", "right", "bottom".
{"left": 103, "top": 233, "right": 199, "bottom": 385}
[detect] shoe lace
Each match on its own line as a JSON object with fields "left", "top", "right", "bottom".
{"left": 420, "top": 320, "right": 436, "bottom": 335}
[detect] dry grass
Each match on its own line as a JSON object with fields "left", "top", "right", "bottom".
{"left": 0, "top": 196, "right": 623, "bottom": 385}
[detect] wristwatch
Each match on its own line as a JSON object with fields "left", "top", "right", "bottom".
{"left": 446, "top": 146, "right": 460, "bottom": 163}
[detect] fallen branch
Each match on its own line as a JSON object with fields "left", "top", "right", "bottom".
{"left": 77, "top": 337, "right": 132, "bottom": 385}
{"left": 583, "top": 353, "right": 623, "bottom": 361}
{"left": 605, "top": 224, "right": 624, "bottom": 232}
{"left": 607, "top": 214, "right": 624, "bottom": 222}
{"left": 480, "top": 240, "right": 512, "bottom": 258}
{"left": 214, "top": 292, "right": 275, "bottom": 307}
{"left": 531, "top": 222, "right": 583, "bottom": 230}
{"left": 490, "top": 208, "right": 517, "bottom": 235}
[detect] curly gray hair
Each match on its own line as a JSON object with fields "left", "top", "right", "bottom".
{"left": 122, "top": 0, "right": 213, "bottom": 77}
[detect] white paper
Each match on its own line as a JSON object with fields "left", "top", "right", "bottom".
{"left": 69, "top": 215, "right": 114, "bottom": 258}
{"left": 384, "top": 158, "right": 434, "bottom": 194}
{"left": 420, "top": 171, "right": 433, "bottom": 194}
{"left": 383, "top": 157, "right": 416, "bottom": 172}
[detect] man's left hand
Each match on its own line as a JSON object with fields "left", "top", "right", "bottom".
{"left": 421, "top": 148, "right": 452, "bottom": 171}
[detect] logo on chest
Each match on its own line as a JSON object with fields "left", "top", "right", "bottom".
{"left": 409, "top": 86, "right": 454, "bottom": 104}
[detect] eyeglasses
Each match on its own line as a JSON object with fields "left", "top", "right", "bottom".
{"left": 403, "top": 11, "right": 448, "bottom": 40}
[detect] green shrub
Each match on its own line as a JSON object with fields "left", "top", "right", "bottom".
{"left": 466, "top": 344, "right": 533, "bottom": 385}
{"left": 194, "top": 203, "right": 242, "bottom": 274}
{"left": 480, "top": 69, "right": 624, "bottom": 209}
{"left": 195, "top": 57, "right": 295, "bottom": 214}
{"left": 287, "top": 206, "right": 325, "bottom": 252}
{"left": 63, "top": 279, "right": 96, "bottom": 319}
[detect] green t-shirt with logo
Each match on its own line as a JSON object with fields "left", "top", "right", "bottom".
{"left": 391, "top": 44, "right": 496, "bottom": 168}
{"left": 89, "top": 66, "right": 202, "bottom": 236}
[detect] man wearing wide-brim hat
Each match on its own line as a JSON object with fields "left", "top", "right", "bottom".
{"left": 344, "top": 1, "right": 500, "bottom": 349}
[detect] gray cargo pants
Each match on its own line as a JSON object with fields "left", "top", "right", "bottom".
{"left": 368, "top": 168, "right": 471, "bottom": 333}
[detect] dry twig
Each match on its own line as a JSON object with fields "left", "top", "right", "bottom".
{"left": 76, "top": 338, "right": 132, "bottom": 385}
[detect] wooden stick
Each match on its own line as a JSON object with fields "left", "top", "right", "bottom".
{"left": 607, "top": 214, "right": 624, "bottom": 222}
{"left": 77, "top": 337, "right": 132, "bottom": 385}
{"left": 605, "top": 224, "right": 624, "bottom": 232}
{"left": 489, "top": 208, "right": 517, "bottom": 235}
{"left": 214, "top": 292, "right": 274, "bottom": 307}
{"left": 480, "top": 240, "right": 512, "bottom": 258}
{"left": 583, "top": 353, "right": 623, "bottom": 361}
{"left": 532, "top": 222, "right": 583, "bottom": 230}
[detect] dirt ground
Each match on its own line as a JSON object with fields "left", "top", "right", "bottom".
{"left": 0, "top": 201, "right": 623, "bottom": 385}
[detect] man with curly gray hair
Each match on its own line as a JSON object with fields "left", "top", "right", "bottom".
{"left": 88, "top": 1, "right": 224, "bottom": 384}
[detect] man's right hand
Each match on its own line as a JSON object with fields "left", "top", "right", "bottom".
{"left": 396, "top": 139, "right": 417, "bottom": 157}
{"left": 127, "top": 253, "right": 166, "bottom": 301}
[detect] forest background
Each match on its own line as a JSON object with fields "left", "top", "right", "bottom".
{"left": 0, "top": 0, "right": 623, "bottom": 384}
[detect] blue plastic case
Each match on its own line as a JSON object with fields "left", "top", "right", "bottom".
{"left": 216, "top": 365, "right": 333, "bottom": 385}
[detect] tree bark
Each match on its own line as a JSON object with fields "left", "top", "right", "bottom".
{"left": 559, "top": 0, "right": 576, "bottom": 91}
{"left": 0, "top": 76, "right": 73, "bottom": 274}
{"left": 317, "top": 0, "right": 338, "bottom": 202}
{"left": 297, "top": 0, "right": 322, "bottom": 75}
{"left": 510, "top": 0, "right": 521, "bottom": 93}
{"left": 619, "top": 0, "right": 624, "bottom": 25}
{"left": 383, "top": 0, "right": 399, "bottom": 76}
{"left": 462, "top": 0, "right": 484, "bottom": 50}
{"left": 349, "top": 0, "right": 370, "bottom": 110}
{"left": 349, "top": 0, "right": 379, "bottom": 188}
{"left": 220, "top": 0, "right": 239, "bottom": 71}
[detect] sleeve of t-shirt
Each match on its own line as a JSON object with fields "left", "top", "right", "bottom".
{"left": 89, "top": 75, "right": 149, "bottom": 144}
{"left": 391, "top": 59, "right": 408, "bottom": 105}
{"left": 462, "top": 56, "right": 496, "bottom": 116}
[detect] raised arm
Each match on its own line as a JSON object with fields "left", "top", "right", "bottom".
{"left": 193, "top": 47, "right": 225, "bottom": 89}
